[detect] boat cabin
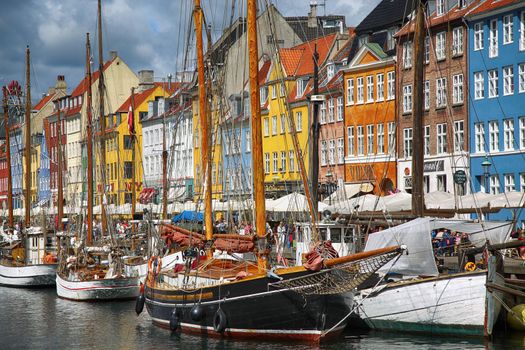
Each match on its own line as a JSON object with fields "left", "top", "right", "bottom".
{"left": 25, "top": 227, "right": 47, "bottom": 265}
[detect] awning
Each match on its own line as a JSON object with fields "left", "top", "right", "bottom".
{"left": 323, "top": 183, "right": 374, "bottom": 204}
{"left": 139, "top": 188, "right": 156, "bottom": 204}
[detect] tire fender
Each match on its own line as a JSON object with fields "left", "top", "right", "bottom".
{"left": 213, "top": 308, "right": 227, "bottom": 333}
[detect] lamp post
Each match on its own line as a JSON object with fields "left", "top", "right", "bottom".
{"left": 325, "top": 171, "right": 333, "bottom": 206}
{"left": 481, "top": 155, "right": 492, "bottom": 220}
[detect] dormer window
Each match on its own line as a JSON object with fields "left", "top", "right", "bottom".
{"left": 436, "top": 0, "right": 445, "bottom": 16}
{"left": 358, "top": 35, "right": 369, "bottom": 48}
{"left": 296, "top": 79, "right": 306, "bottom": 98}
{"left": 457, "top": 0, "right": 466, "bottom": 9}
{"left": 387, "top": 28, "right": 397, "bottom": 51}
{"left": 326, "top": 63, "right": 335, "bottom": 81}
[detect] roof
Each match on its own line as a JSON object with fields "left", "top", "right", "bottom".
{"left": 364, "top": 42, "right": 389, "bottom": 59}
{"left": 258, "top": 59, "right": 272, "bottom": 85}
{"left": 33, "top": 92, "right": 55, "bottom": 111}
{"left": 279, "top": 33, "right": 337, "bottom": 77}
{"left": 355, "top": 0, "right": 412, "bottom": 34}
{"left": 285, "top": 15, "right": 346, "bottom": 42}
{"left": 69, "top": 58, "right": 115, "bottom": 98}
{"left": 117, "top": 82, "right": 179, "bottom": 113}
{"left": 467, "top": 0, "right": 522, "bottom": 18}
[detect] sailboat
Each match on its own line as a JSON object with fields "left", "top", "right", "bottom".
{"left": 141, "top": 0, "right": 404, "bottom": 342}
{"left": 0, "top": 47, "right": 57, "bottom": 287}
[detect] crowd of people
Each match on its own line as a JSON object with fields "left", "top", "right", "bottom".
{"left": 431, "top": 229, "right": 472, "bottom": 257}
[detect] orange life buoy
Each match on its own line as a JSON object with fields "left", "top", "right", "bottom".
{"left": 155, "top": 257, "right": 162, "bottom": 275}
{"left": 465, "top": 262, "right": 476, "bottom": 272}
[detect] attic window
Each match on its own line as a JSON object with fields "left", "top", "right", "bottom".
{"left": 436, "top": 0, "right": 445, "bottom": 16}
{"left": 327, "top": 64, "right": 335, "bottom": 81}
{"left": 358, "top": 35, "right": 369, "bottom": 48}
{"left": 296, "top": 79, "right": 306, "bottom": 97}
{"left": 323, "top": 20, "right": 337, "bottom": 28}
{"left": 457, "top": 0, "right": 466, "bottom": 9}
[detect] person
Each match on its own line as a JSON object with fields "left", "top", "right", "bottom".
{"left": 517, "top": 228, "right": 525, "bottom": 259}
{"left": 276, "top": 221, "right": 286, "bottom": 258}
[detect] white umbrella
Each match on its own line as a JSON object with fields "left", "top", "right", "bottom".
{"left": 489, "top": 191, "right": 525, "bottom": 208}
{"left": 383, "top": 192, "right": 412, "bottom": 211}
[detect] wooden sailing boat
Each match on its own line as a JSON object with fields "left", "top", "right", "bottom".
{"left": 141, "top": 0, "right": 403, "bottom": 342}
{"left": 55, "top": 30, "right": 140, "bottom": 300}
{"left": 0, "top": 46, "right": 57, "bottom": 287}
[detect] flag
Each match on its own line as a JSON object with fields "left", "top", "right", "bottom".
{"left": 127, "top": 104, "right": 134, "bottom": 134}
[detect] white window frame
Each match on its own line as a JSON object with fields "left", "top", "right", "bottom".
{"left": 503, "top": 118, "right": 515, "bottom": 151}
{"left": 377, "top": 73, "right": 384, "bottom": 102}
{"left": 474, "top": 71, "right": 485, "bottom": 99}
{"left": 503, "top": 65, "right": 514, "bottom": 96}
{"left": 454, "top": 120, "right": 464, "bottom": 152}
{"left": 356, "top": 77, "right": 364, "bottom": 104}
{"left": 403, "top": 128, "right": 413, "bottom": 158}
{"left": 521, "top": 173, "right": 525, "bottom": 192}
{"left": 387, "top": 71, "right": 395, "bottom": 100}
{"left": 520, "top": 116, "right": 525, "bottom": 149}
{"left": 488, "top": 69, "right": 499, "bottom": 98}
{"left": 437, "top": 123, "right": 447, "bottom": 154}
{"left": 263, "top": 118, "right": 269, "bottom": 136}
{"left": 271, "top": 85, "right": 276, "bottom": 99}
{"left": 296, "top": 111, "right": 302, "bottom": 132}
{"left": 403, "top": 41, "right": 412, "bottom": 69}
{"left": 388, "top": 122, "right": 395, "bottom": 155}
{"left": 281, "top": 151, "right": 286, "bottom": 173}
{"left": 346, "top": 78, "right": 354, "bottom": 105}
{"left": 453, "top": 74, "right": 464, "bottom": 104}
{"left": 436, "top": 32, "right": 446, "bottom": 61}
{"left": 321, "top": 141, "right": 327, "bottom": 166}
{"left": 503, "top": 14, "right": 514, "bottom": 45}
{"left": 424, "top": 80, "right": 430, "bottom": 110}
{"left": 357, "top": 126, "right": 364, "bottom": 156}
{"left": 328, "top": 98, "right": 335, "bottom": 122}
{"left": 436, "top": 0, "right": 445, "bottom": 16}
{"left": 337, "top": 138, "right": 344, "bottom": 164}
{"left": 505, "top": 174, "right": 516, "bottom": 192}
{"left": 436, "top": 77, "right": 447, "bottom": 108}
{"left": 320, "top": 102, "right": 327, "bottom": 124}
{"left": 329, "top": 139, "right": 336, "bottom": 165}
{"left": 347, "top": 126, "right": 355, "bottom": 156}
{"left": 271, "top": 115, "right": 277, "bottom": 135}
{"left": 280, "top": 114, "right": 286, "bottom": 134}
{"left": 377, "top": 123, "right": 385, "bottom": 154}
{"left": 475, "top": 122, "right": 485, "bottom": 153}
{"left": 273, "top": 152, "right": 279, "bottom": 173}
{"left": 489, "top": 19, "right": 498, "bottom": 58}
{"left": 424, "top": 36, "right": 430, "bottom": 64}
{"left": 367, "top": 124, "right": 374, "bottom": 155}
{"left": 264, "top": 153, "right": 270, "bottom": 174}
{"left": 474, "top": 22, "right": 484, "bottom": 51}
{"left": 366, "top": 75, "right": 374, "bottom": 102}
{"left": 289, "top": 151, "right": 295, "bottom": 172}
{"left": 489, "top": 120, "right": 499, "bottom": 152}
{"left": 452, "top": 27, "right": 463, "bottom": 56}
{"left": 519, "top": 63, "right": 525, "bottom": 93}
{"left": 424, "top": 125, "right": 430, "bottom": 156}
{"left": 403, "top": 84, "right": 413, "bottom": 113}
{"left": 490, "top": 175, "right": 501, "bottom": 195}
{"left": 521, "top": 11, "right": 525, "bottom": 51}
{"left": 336, "top": 96, "right": 343, "bottom": 121}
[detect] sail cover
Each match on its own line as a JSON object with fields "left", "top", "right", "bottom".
{"left": 365, "top": 217, "right": 438, "bottom": 277}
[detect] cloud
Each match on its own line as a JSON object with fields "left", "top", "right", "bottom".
{"left": 0, "top": 0, "right": 380, "bottom": 102}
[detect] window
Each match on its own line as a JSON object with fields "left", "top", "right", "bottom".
{"left": 503, "top": 66, "right": 514, "bottom": 95}
{"left": 320, "top": 102, "right": 327, "bottom": 124}
{"left": 280, "top": 151, "right": 286, "bottom": 173}
{"left": 458, "top": 0, "right": 466, "bottom": 9}
{"left": 321, "top": 141, "right": 327, "bottom": 166}
{"left": 437, "top": 174, "right": 447, "bottom": 192}
{"left": 387, "top": 71, "right": 395, "bottom": 100}
{"left": 521, "top": 11, "right": 525, "bottom": 50}
{"left": 377, "top": 74, "right": 384, "bottom": 101}
{"left": 336, "top": 96, "right": 343, "bottom": 121}
{"left": 388, "top": 122, "right": 395, "bottom": 154}
{"left": 367, "top": 125, "right": 374, "bottom": 155}
{"left": 296, "top": 79, "right": 306, "bottom": 97}
{"left": 263, "top": 118, "right": 269, "bottom": 136}
{"left": 328, "top": 98, "right": 335, "bottom": 122}
{"left": 490, "top": 175, "right": 501, "bottom": 194}
{"left": 280, "top": 83, "right": 285, "bottom": 97}
{"left": 366, "top": 76, "right": 374, "bottom": 102}
{"left": 453, "top": 74, "right": 464, "bottom": 104}
{"left": 329, "top": 139, "right": 336, "bottom": 165}
{"left": 260, "top": 86, "right": 268, "bottom": 105}
{"left": 403, "top": 84, "right": 412, "bottom": 113}
{"left": 518, "top": 63, "right": 525, "bottom": 93}
{"left": 403, "top": 41, "right": 412, "bottom": 68}
{"left": 503, "top": 15, "right": 514, "bottom": 44}
{"left": 452, "top": 27, "right": 463, "bottom": 56}
{"left": 272, "top": 152, "right": 278, "bottom": 173}
{"left": 245, "top": 130, "right": 251, "bottom": 152}
{"left": 436, "top": 0, "right": 445, "bottom": 16}
{"left": 424, "top": 80, "right": 430, "bottom": 110}
{"left": 347, "top": 126, "right": 355, "bottom": 156}
{"left": 346, "top": 78, "right": 354, "bottom": 105}
{"left": 289, "top": 151, "right": 295, "bottom": 172}
{"left": 521, "top": 173, "right": 525, "bottom": 192}
{"left": 489, "top": 120, "right": 499, "bottom": 152}
{"left": 474, "top": 22, "right": 484, "bottom": 51}
{"left": 123, "top": 135, "right": 133, "bottom": 149}
{"left": 404, "top": 128, "right": 413, "bottom": 158}
{"left": 265, "top": 153, "right": 270, "bottom": 174}
{"left": 327, "top": 64, "right": 335, "bottom": 80}
{"left": 280, "top": 114, "right": 286, "bottom": 134}
{"left": 377, "top": 123, "right": 385, "bottom": 154}
{"left": 357, "top": 77, "right": 364, "bottom": 103}
{"left": 489, "top": 19, "right": 498, "bottom": 58}
{"left": 424, "top": 36, "right": 430, "bottom": 64}
{"left": 489, "top": 69, "right": 499, "bottom": 97}
{"left": 436, "top": 32, "right": 446, "bottom": 61}
{"left": 504, "top": 118, "right": 515, "bottom": 150}
{"left": 437, "top": 123, "right": 447, "bottom": 154}
{"left": 357, "top": 126, "right": 364, "bottom": 155}
{"left": 454, "top": 120, "right": 464, "bottom": 152}
{"left": 296, "top": 111, "right": 302, "bottom": 132}
{"left": 520, "top": 117, "right": 525, "bottom": 149}
{"left": 505, "top": 174, "right": 516, "bottom": 192}
{"left": 124, "top": 161, "right": 132, "bottom": 179}
{"left": 271, "top": 115, "right": 277, "bottom": 135}
{"left": 337, "top": 138, "right": 344, "bottom": 163}
{"left": 271, "top": 85, "right": 276, "bottom": 99}
{"left": 474, "top": 72, "right": 484, "bottom": 99}
{"left": 424, "top": 125, "right": 430, "bottom": 156}
{"left": 436, "top": 78, "right": 447, "bottom": 108}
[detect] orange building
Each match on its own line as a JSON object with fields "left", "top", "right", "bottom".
{"left": 343, "top": 43, "right": 397, "bottom": 195}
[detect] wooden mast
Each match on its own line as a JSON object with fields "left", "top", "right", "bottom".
{"left": 411, "top": 0, "right": 426, "bottom": 217}
{"left": 310, "top": 45, "right": 320, "bottom": 216}
{"left": 162, "top": 98, "right": 168, "bottom": 220}
{"left": 97, "top": 0, "right": 107, "bottom": 232}
{"left": 24, "top": 46, "right": 31, "bottom": 228}
{"left": 57, "top": 100, "right": 64, "bottom": 230}
{"left": 194, "top": 0, "right": 213, "bottom": 247}
{"left": 247, "top": 0, "right": 268, "bottom": 271}
{"left": 130, "top": 87, "right": 136, "bottom": 222}
{"left": 86, "top": 33, "right": 94, "bottom": 243}
{"left": 2, "top": 88, "right": 14, "bottom": 229}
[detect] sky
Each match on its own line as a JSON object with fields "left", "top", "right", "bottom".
{"left": 0, "top": 0, "right": 381, "bottom": 103}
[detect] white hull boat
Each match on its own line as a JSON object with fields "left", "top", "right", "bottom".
{"left": 0, "top": 263, "right": 57, "bottom": 287}
{"left": 56, "top": 273, "right": 140, "bottom": 301}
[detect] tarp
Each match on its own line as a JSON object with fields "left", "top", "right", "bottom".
{"left": 322, "top": 183, "right": 373, "bottom": 204}
{"left": 270, "top": 192, "right": 328, "bottom": 213}
{"left": 172, "top": 210, "right": 204, "bottom": 223}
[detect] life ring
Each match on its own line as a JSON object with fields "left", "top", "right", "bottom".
{"left": 148, "top": 256, "right": 162, "bottom": 276}
{"left": 213, "top": 308, "right": 227, "bottom": 333}
{"left": 465, "top": 262, "right": 476, "bottom": 272}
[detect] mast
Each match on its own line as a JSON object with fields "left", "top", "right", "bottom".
{"left": 162, "top": 102, "right": 168, "bottom": 220}
{"left": 411, "top": 0, "right": 426, "bottom": 217}
{"left": 247, "top": 0, "right": 268, "bottom": 271}
{"left": 24, "top": 46, "right": 31, "bottom": 227}
{"left": 310, "top": 45, "right": 320, "bottom": 216}
{"left": 57, "top": 100, "right": 63, "bottom": 230}
{"left": 97, "top": 0, "right": 107, "bottom": 232}
{"left": 86, "top": 33, "right": 94, "bottom": 243}
{"left": 130, "top": 88, "right": 136, "bottom": 222}
{"left": 194, "top": 0, "right": 213, "bottom": 247}
{"left": 2, "top": 88, "right": 13, "bottom": 229}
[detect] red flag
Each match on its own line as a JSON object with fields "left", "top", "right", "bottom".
{"left": 127, "top": 104, "right": 134, "bottom": 134}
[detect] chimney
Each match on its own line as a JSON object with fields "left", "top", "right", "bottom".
{"left": 138, "top": 70, "right": 155, "bottom": 92}
{"left": 50, "top": 75, "right": 67, "bottom": 95}
{"left": 109, "top": 50, "right": 118, "bottom": 60}
{"left": 308, "top": 1, "right": 318, "bottom": 28}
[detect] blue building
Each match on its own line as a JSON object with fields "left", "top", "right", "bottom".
{"left": 10, "top": 127, "right": 23, "bottom": 210}
{"left": 467, "top": 1, "right": 525, "bottom": 226}
{"left": 38, "top": 131, "right": 51, "bottom": 205}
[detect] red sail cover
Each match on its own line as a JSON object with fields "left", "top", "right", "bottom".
{"left": 213, "top": 238, "right": 254, "bottom": 253}
{"left": 303, "top": 241, "right": 339, "bottom": 271}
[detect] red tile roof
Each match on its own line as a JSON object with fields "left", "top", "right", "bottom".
{"left": 258, "top": 59, "right": 272, "bottom": 84}
{"left": 467, "top": 0, "right": 521, "bottom": 17}
{"left": 33, "top": 92, "right": 55, "bottom": 110}
{"left": 116, "top": 82, "right": 179, "bottom": 113}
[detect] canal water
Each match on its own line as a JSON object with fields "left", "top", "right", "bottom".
{"left": 2, "top": 287, "right": 524, "bottom": 349}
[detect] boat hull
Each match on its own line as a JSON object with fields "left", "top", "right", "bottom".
{"left": 145, "top": 275, "right": 352, "bottom": 342}
{"left": 0, "top": 263, "right": 57, "bottom": 287}
{"left": 56, "top": 274, "right": 140, "bottom": 301}
{"left": 356, "top": 272, "right": 487, "bottom": 336}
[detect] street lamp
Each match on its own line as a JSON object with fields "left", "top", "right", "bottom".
{"left": 481, "top": 155, "right": 491, "bottom": 194}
